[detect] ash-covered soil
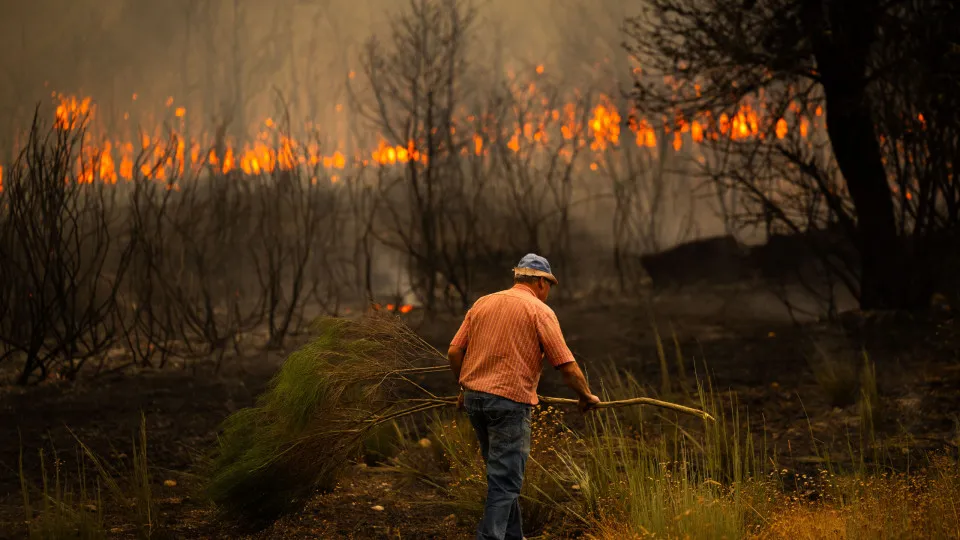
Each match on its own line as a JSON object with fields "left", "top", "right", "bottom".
{"left": 1, "top": 283, "right": 957, "bottom": 539}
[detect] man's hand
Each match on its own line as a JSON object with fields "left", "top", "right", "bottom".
{"left": 559, "top": 362, "right": 600, "bottom": 413}
{"left": 579, "top": 393, "right": 601, "bottom": 413}
{"left": 456, "top": 390, "right": 465, "bottom": 411}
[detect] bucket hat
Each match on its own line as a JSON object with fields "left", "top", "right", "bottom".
{"left": 512, "top": 253, "right": 558, "bottom": 285}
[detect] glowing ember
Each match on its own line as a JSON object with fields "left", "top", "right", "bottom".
{"left": 776, "top": 118, "right": 788, "bottom": 139}
{"left": 691, "top": 121, "right": 704, "bottom": 142}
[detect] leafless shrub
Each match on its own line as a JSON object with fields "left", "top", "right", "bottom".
{"left": 0, "top": 110, "right": 135, "bottom": 383}
{"left": 120, "top": 116, "right": 355, "bottom": 368}
{"left": 121, "top": 153, "right": 179, "bottom": 369}
{"left": 590, "top": 102, "right": 698, "bottom": 293}
{"left": 249, "top": 109, "right": 346, "bottom": 348}
{"left": 485, "top": 75, "right": 592, "bottom": 295}
{"left": 353, "top": 0, "right": 485, "bottom": 312}
{"left": 338, "top": 165, "right": 380, "bottom": 306}
{"left": 689, "top": 88, "right": 860, "bottom": 320}
{"left": 127, "top": 139, "right": 262, "bottom": 368}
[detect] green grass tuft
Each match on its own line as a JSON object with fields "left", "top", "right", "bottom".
{"left": 20, "top": 447, "right": 106, "bottom": 540}
{"left": 19, "top": 415, "right": 156, "bottom": 539}
{"left": 203, "top": 313, "right": 450, "bottom": 527}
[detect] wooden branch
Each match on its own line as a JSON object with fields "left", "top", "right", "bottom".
{"left": 410, "top": 394, "right": 715, "bottom": 422}
{"left": 538, "top": 395, "right": 715, "bottom": 422}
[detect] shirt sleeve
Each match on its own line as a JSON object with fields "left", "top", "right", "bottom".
{"left": 450, "top": 309, "right": 472, "bottom": 350}
{"left": 536, "top": 308, "right": 575, "bottom": 368}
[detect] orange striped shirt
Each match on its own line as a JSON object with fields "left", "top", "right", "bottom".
{"left": 450, "top": 284, "right": 575, "bottom": 405}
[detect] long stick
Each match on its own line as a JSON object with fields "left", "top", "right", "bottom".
{"left": 407, "top": 395, "right": 715, "bottom": 422}
{"left": 538, "top": 396, "right": 716, "bottom": 422}
{"left": 396, "top": 359, "right": 715, "bottom": 421}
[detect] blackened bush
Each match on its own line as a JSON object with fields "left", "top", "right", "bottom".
{"left": 0, "top": 111, "right": 134, "bottom": 384}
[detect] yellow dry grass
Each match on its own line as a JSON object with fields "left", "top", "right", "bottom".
{"left": 760, "top": 507, "right": 847, "bottom": 540}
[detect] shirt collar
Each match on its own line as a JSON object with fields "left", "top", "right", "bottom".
{"left": 511, "top": 283, "right": 537, "bottom": 298}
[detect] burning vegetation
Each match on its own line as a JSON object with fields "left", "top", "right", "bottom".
{"left": 4, "top": 0, "right": 960, "bottom": 538}
{"left": 0, "top": 82, "right": 818, "bottom": 190}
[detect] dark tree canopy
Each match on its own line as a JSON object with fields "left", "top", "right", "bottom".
{"left": 626, "top": 0, "right": 960, "bottom": 311}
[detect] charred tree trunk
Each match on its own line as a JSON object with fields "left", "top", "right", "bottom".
{"left": 804, "top": 0, "right": 921, "bottom": 310}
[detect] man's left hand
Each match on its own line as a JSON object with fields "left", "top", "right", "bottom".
{"left": 456, "top": 390, "right": 465, "bottom": 411}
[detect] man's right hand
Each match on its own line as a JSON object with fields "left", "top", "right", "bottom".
{"left": 579, "top": 393, "right": 601, "bottom": 412}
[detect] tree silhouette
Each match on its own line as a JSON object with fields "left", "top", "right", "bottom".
{"left": 626, "top": 0, "right": 960, "bottom": 310}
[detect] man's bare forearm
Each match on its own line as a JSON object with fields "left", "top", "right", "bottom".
{"left": 558, "top": 361, "right": 592, "bottom": 398}
{"left": 447, "top": 346, "right": 465, "bottom": 384}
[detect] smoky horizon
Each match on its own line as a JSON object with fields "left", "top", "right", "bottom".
{"left": 0, "top": 0, "right": 637, "bottom": 140}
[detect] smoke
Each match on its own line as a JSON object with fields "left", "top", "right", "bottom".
{"left": 0, "top": 1, "right": 634, "bottom": 136}
{"left": 0, "top": 0, "right": 747, "bottom": 257}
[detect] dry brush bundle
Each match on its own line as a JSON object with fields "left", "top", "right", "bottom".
{"left": 205, "top": 311, "right": 713, "bottom": 527}
{"left": 204, "top": 312, "right": 449, "bottom": 526}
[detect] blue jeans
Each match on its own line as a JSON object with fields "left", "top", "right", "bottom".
{"left": 463, "top": 390, "right": 532, "bottom": 540}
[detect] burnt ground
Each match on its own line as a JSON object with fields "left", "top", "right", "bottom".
{"left": 1, "top": 282, "right": 959, "bottom": 539}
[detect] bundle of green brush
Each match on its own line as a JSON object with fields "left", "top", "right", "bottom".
{"left": 204, "top": 312, "right": 712, "bottom": 527}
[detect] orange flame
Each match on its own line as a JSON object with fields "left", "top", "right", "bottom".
{"left": 589, "top": 99, "right": 621, "bottom": 151}
{"left": 382, "top": 303, "right": 415, "bottom": 313}
{"left": 54, "top": 95, "right": 93, "bottom": 130}
{"left": 19, "top": 88, "right": 818, "bottom": 187}
{"left": 775, "top": 118, "right": 788, "bottom": 139}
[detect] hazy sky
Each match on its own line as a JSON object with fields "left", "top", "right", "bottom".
{"left": 0, "top": 0, "right": 638, "bottom": 141}
{"left": 0, "top": 1, "right": 750, "bottom": 248}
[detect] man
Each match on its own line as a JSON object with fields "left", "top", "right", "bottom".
{"left": 447, "top": 253, "right": 601, "bottom": 540}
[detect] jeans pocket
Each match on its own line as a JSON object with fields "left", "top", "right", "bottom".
{"left": 487, "top": 408, "right": 530, "bottom": 440}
